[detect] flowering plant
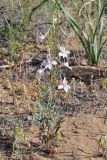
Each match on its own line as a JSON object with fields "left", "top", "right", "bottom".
{"left": 58, "top": 45, "right": 70, "bottom": 58}
{"left": 37, "top": 53, "right": 57, "bottom": 76}
{"left": 58, "top": 77, "right": 71, "bottom": 93}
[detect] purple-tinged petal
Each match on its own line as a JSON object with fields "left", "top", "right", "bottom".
{"left": 37, "top": 68, "right": 45, "bottom": 76}
{"left": 62, "top": 77, "right": 68, "bottom": 85}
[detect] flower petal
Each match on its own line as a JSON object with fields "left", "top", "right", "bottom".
{"left": 58, "top": 45, "right": 65, "bottom": 52}
{"left": 37, "top": 68, "right": 45, "bottom": 76}
{"left": 51, "top": 60, "right": 57, "bottom": 65}
{"left": 64, "top": 50, "right": 70, "bottom": 55}
{"left": 59, "top": 52, "right": 68, "bottom": 58}
{"left": 59, "top": 52, "right": 63, "bottom": 57}
{"left": 58, "top": 45, "right": 70, "bottom": 57}
{"left": 64, "top": 62, "right": 69, "bottom": 67}
{"left": 64, "top": 85, "right": 71, "bottom": 92}
{"left": 45, "top": 63, "right": 52, "bottom": 70}
{"left": 64, "top": 62, "right": 72, "bottom": 69}
{"left": 62, "top": 77, "right": 68, "bottom": 85}
{"left": 40, "top": 60, "right": 47, "bottom": 68}
{"left": 58, "top": 85, "right": 63, "bottom": 90}
{"left": 40, "top": 35, "right": 45, "bottom": 40}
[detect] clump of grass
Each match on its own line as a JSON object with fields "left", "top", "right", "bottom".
{"left": 100, "top": 135, "right": 107, "bottom": 158}
{"left": 0, "top": 0, "right": 31, "bottom": 57}
{"left": 12, "top": 120, "right": 25, "bottom": 157}
{"left": 100, "top": 78, "right": 107, "bottom": 90}
{"left": 12, "top": 120, "right": 30, "bottom": 157}
{"left": 55, "top": 0, "right": 106, "bottom": 65}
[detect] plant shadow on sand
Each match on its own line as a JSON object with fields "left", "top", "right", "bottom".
{"left": 0, "top": 132, "right": 13, "bottom": 157}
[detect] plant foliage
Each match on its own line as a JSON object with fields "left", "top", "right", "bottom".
{"left": 55, "top": 0, "right": 106, "bottom": 65}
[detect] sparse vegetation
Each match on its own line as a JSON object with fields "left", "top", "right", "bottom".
{"left": 0, "top": 0, "right": 107, "bottom": 160}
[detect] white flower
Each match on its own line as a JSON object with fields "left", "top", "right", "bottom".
{"left": 38, "top": 54, "right": 57, "bottom": 72}
{"left": 37, "top": 68, "right": 45, "bottom": 76}
{"left": 39, "top": 27, "right": 51, "bottom": 41}
{"left": 64, "top": 61, "right": 69, "bottom": 67}
{"left": 58, "top": 77, "right": 71, "bottom": 93}
{"left": 44, "top": 54, "right": 57, "bottom": 70}
{"left": 39, "top": 33, "right": 46, "bottom": 41}
{"left": 58, "top": 45, "right": 70, "bottom": 58}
